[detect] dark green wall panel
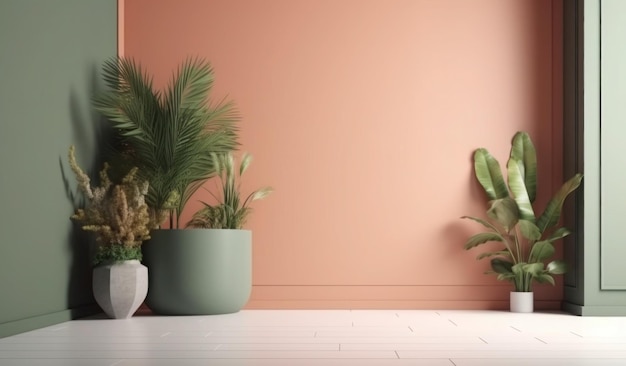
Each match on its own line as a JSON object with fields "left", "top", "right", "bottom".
{"left": 0, "top": 0, "right": 117, "bottom": 336}
{"left": 563, "top": 0, "right": 626, "bottom": 315}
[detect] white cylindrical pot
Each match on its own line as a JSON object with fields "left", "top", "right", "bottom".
{"left": 510, "top": 291, "right": 534, "bottom": 313}
{"left": 92, "top": 260, "right": 148, "bottom": 319}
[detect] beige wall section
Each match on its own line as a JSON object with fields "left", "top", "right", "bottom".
{"left": 122, "top": 0, "right": 563, "bottom": 309}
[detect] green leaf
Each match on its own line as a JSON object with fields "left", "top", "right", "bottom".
{"left": 473, "top": 148, "right": 509, "bottom": 200}
{"left": 491, "top": 258, "right": 514, "bottom": 274}
{"left": 510, "top": 131, "right": 537, "bottom": 203}
{"left": 461, "top": 216, "right": 499, "bottom": 232}
{"left": 211, "top": 152, "right": 221, "bottom": 175}
{"left": 496, "top": 273, "right": 515, "bottom": 281}
{"left": 511, "top": 263, "right": 528, "bottom": 290}
{"left": 547, "top": 227, "right": 571, "bottom": 242}
{"left": 523, "top": 262, "right": 544, "bottom": 276}
{"left": 463, "top": 232, "right": 504, "bottom": 250}
{"left": 529, "top": 241, "right": 555, "bottom": 262}
{"left": 507, "top": 158, "right": 535, "bottom": 221}
{"left": 547, "top": 260, "right": 567, "bottom": 274}
{"left": 239, "top": 152, "right": 252, "bottom": 176}
{"left": 487, "top": 197, "right": 519, "bottom": 232}
{"left": 512, "top": 262, "right": 544, "bottom": 276}
{"left": 535, "top": 273, "right": 556, "bottom": 285}
{"left": 250, "top": 186, "right": 274, "bottom": 201}
{"left": 536, "top": 173, "right": 583, "bottom": 234}
{"left": 476, "top": 250, "right": 511, "bottom": 260}
{"left": 519, "top": 219, "right": 541, "bottom": 241}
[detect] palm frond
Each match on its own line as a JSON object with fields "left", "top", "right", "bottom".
{"left": 93, "top": 57, "right": 239, "bottom": 228}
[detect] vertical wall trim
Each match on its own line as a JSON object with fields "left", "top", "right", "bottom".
{"left": 597, "top": 0, "right": 626, "bottom": 290}
{"left": 562, "top": 0, "right": 586, "bottom": 308}
{"left": 552, "top": 0, "right": 564, "bottom": 195}
{"left": 118, "top": 0, "right": 125, "bottom": 57}
{"left": 583, "top": 0, "right": 601, "bottom": 295}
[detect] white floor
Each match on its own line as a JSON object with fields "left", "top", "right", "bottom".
{"left": 1, "top": 310, "right": 626, "bottom": 366}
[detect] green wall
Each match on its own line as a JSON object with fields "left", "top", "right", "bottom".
{"left": 563, "top": 0, "right": 626, "bottom": 315}
{"left": 0, "top": 0, "right": 117, "bottom": 337}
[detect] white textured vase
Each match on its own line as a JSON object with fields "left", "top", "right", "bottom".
{"left": 510, "top": 291, "right": 534, "bottom": 313}
{"left": 92, "top": 260, "right": 148, "bottom": 319}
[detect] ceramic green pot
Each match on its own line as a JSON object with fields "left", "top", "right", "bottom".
{"left": 143, "top": 229, "right": 252, "bottom": 315}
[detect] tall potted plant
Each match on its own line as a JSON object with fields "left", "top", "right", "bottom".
{"left": 68, "top": 146, "right": 150, "bottom": 319}
{"left": 145, "top": 152, "right": 272, "bottom": 315}
{"left": 92, "top": 57, "right": 241, "bottom": 314}
{"left": 462, "top": 131, "right": 582, "bottom": 312}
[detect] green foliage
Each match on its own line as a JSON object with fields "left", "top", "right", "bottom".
{"left": 93, "top": 244, "right": 143, "bottom": 266}
{"left": 92, "top": 57, "right": 239, "bottom": 228}
{"left": 187, "top": 152, "right": 273, "bottom": 229}
{"left": 462, "top": 131, "right": 583, "bottom": 292}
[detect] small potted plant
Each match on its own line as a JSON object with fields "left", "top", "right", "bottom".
{"left": 462, "top": 131, "right": 582, "bottom": 312}
{"left": 144, "top": 152, "right": 272, "bottom": 315}
{"left": 68, "top": 145, "right": 151, "bottom": 319}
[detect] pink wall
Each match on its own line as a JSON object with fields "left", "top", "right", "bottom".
{"left": 122, "top": 0, "right": 563, "bottom": 309}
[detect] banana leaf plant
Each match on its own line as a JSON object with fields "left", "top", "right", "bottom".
{"left": 462, "top": 131, "right": 583, "bottom": 292}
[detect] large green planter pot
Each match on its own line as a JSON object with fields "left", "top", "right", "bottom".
{"left": 142, "top": 229, "right": 252, "bottom": 315}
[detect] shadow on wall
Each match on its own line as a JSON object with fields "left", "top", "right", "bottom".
{"left": 61, "top": 63, "right": 116, "bottom": 315}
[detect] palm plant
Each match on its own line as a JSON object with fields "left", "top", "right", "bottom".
{"left": 462, "top": 131, "right": 583, "bottom": 292}
{"left": 93, "top": 57, "right": 239, "bottom": 228}
{"left": 187, "top": 152, "right": 273, "bottom": 229}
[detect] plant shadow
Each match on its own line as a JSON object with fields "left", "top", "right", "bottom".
{"left": 61, "top": 63, "right": 115, "bottom": 317}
